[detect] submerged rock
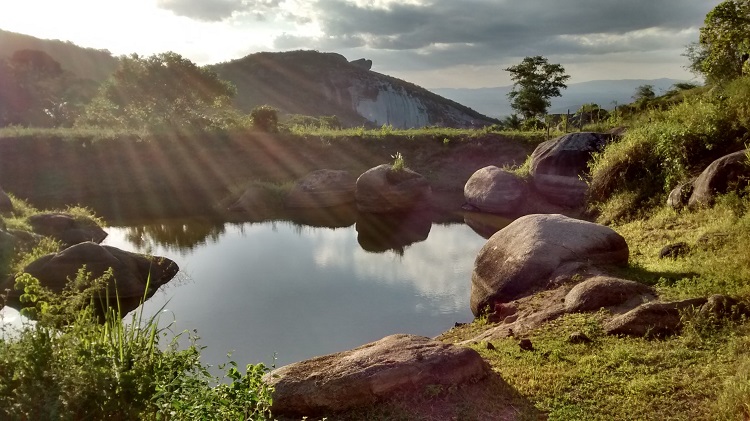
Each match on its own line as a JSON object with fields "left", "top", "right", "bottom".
{"left": 264, "top": 334, "right": 488, "bottom": 416}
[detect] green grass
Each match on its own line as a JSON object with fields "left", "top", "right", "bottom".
{"left": 1, "top": 264, "right": 273, "bottom": 420}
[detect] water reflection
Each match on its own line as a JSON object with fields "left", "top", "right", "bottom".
{"left": 126, "top": 218, "right": 227, "bottom": 252}
{"left": 356, "top": 211, "right": 432, "bottom": 254}
{"left": 463, "top": 212, "right": 513, "bottom": 239}
{"left": 102, "top": 219, "right": 488, "bottom": 369}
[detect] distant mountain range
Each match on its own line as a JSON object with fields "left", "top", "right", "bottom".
{"left": 432, "top": 78, "right": 687, "bottom": 118}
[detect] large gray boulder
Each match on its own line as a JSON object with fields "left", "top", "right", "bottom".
{"left": 463, "top": 166, "right": 526, "bottom": 214}
{"left": 264, "top": 334, "right": 488, "bottom": 417}
{"left": 564, "top": 276, "right": 656, "bottom": 313}
{"left": 355, "top": 164, "right": 431, "bottom": 213}
{"left": 471, "top": 214, "right": 628, "bottom": 316}
{"left": 4, "top": 241, "right": 178, "bottom": 299}
{"left": 688, "top": 150, "right": 750, "bottom": 209}
{"left": 28, "top": 213, "right": 107, "bottom": 247}
{"left": 285, "top": 169, "right": 356, "bottom": 208}
{"left": 529, "top": 132, "right": 613, "bottom": 207}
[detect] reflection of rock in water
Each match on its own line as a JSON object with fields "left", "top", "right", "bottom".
{"left": 288, "top": 204, "right": 357, "bottom": 228}
{"left": 463, "top": 212, "right": 514, "bottom": 239}
{"left": 126, "top": 217, "right": 226, "bottom": 252}
{"left": 356, "top": 210, "right": 432, "bottom": 253}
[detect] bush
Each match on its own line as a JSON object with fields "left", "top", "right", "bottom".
{"left": 588, "top": 94, "right": 745, "bottom": 220}
{"left": 0, "top": 269, "right": 273, "bottom": 420}
{"left": 250, "top": 105, "right": 279, "bottom": 132}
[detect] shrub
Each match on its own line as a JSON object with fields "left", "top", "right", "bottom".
{"left": 0, "top": 268, "right": 273, "bottom": 420}
{"left": 588, "top": 95, "right": 745, "bottom": 219}
{"left": 250, "top": 105, "right": 279, "bottom": 132}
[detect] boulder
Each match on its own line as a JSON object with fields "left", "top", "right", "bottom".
{"left": 666, "top": 181, "right": 694, "bottom": 210}
{"left": 604, "top": 298, "right": 707, "bottom": 337}
{"left": 264, "top": 334, "right": 488, "bottom": 416}
{"left": 658, "top": 242, "right": 690, "bottom": 259}
{"left": 688, "top": 149, "right": 750, "bottom": 209}
{"left": 700, "top": 294, "right": 750, "bottom": 320}
{"left": 0, "top": 188, "right": 12, "bottom": 213}
{"left": 27, "top": 213, "right": 107, "bottom": 247}
{"left": 463, "top": 166, "right": 527, "bottom": 214}
{"left": 529, "top": 132, "right": 613, "bottom": 207}
{"left": 227, "top": 185, "right": 275, "bottom": 220}
{"left": 471, "top": 214, "right": 628, "bottom": 316}
{"left": 564, "top": 276, "right": 656, "bottom": 313}
{"left": 285, "top": 170, "right": 356, "bottom": 208}
{"left": 4, "top": 241, "right": 179, "bottom": 299}
{"left": 355, "top": 164, "right": 431, "bottom": 213}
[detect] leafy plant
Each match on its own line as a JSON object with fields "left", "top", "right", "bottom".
{"left": 391, "top": 152, "right": 405, "bottom": 172}
{"left": 250, "top": 105, "right": 279, "bottom": 132}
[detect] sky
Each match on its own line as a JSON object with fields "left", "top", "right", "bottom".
{"left": 0, "top": 0, "right": 722, "bottom": 88}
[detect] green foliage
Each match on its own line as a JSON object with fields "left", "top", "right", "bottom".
{"left": 250, "top": 105, "right": 279, "bottom": 132}
{"left": 694, "top": 0, "right": 750, "bottom": 84}
{"left": 391, "top": 152, "right": 405, "bottom": 172}
{"left": 589, "top": 94, "right": 744, "bottom": 220}
{"left": 0, "top": 267, "right": 273, "bottom": 420}
{"left": 505, "top": 56, "right": 570, "bottom": 120}
{"left": 77, "top": 52, "right": 236, "bottom": 131}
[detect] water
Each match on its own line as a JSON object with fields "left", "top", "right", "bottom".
{"left": 3, "top": 207, "right": 511, "bottom": 370}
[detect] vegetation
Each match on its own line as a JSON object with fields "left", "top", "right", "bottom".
{"left": 505, "top": 56, "right": 570, "bottom": 120}
{"left": 0, "top": 201, "right": 274, "bottom": 420}
{"left": 76, "top": 52, "right": 237, "bottom": 131}
{"left": 250, "top": 105, "right": 279, "bottom": 132}
{"left": 689, "top": 0, "right": 750, "bottom": 84}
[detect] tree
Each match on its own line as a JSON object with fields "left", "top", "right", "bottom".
{"left": 691, "top": 0, "right": 750, "bottom": 84}
{"left": 250, "top": 105, "right": 279, "bottom": 132}
{"left": 632, "top": 84, "right": 656, "bottom": 110}
{"left": 77, "top": 52, "right": 236, "bottom": 130}
{"left": 504, "top": 56, "right": 570, "bottom": 120}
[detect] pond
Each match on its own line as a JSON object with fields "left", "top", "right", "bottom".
{"left": 3, "top": 205, "right": 512, "bottom": 370}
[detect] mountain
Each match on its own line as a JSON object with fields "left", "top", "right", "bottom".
{"left": 210, "top": 51, "right": 498, "bottom": 128}
{"left": 432, "top": 78, "right": 687, "bottom": 118}
{"left": 0, "top": 29, "right": 118, "bottom": 82}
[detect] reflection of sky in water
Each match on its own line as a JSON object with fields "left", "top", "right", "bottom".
{"left": 6, "top": 220, "right": 488, "bottom": 370}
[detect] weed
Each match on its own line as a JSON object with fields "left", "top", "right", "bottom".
{"left": 391, "top": 152, "right": 406, "bottom": 172}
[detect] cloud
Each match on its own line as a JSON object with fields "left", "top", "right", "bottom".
{"left": 156, "top": 0, "right": 281, "bottom": 22}
{"left": 272, "top": 0, "right": 720, "bottom": 75}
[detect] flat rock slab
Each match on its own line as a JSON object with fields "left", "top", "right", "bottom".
{"left": 605, "top": 298, "right": 708, "bottom": 337}
{"left": 264, "top": 334, "right": 489, "bottom": 417}
{"left": 285, "top": 169, "right": 357, "bottom": 208}
{"left": 471, "top": 213, "right": 629, "bottom": 316}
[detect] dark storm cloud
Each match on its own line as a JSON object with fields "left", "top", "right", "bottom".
{"left": 156, "top": 0, "right": 281, "bottom": 22}
{"left": 274, "top": 0, "right": 720, "bottom": 70}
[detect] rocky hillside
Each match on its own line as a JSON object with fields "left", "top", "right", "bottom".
{"left": 0, "top": 29, "right": 118, "bottom": 82}
{"left": 211, "top": 50, "right": 498, "bottom": 128}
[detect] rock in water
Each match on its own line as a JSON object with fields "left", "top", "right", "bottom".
{"left": 4, "top": 241, "right": 179, "bottom": 299}
{"left": 463, "top": 166, "right": 526, "bottom": 214}
{"left": 355, "top": 164, "right": 431, "bottom": 213}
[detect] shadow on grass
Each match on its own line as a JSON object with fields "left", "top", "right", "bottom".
{"left": 606, "top": 263, "right": 700, "bottom": 287}
{"left": 278, "top": 371, "right": 545, "bottom": 421}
